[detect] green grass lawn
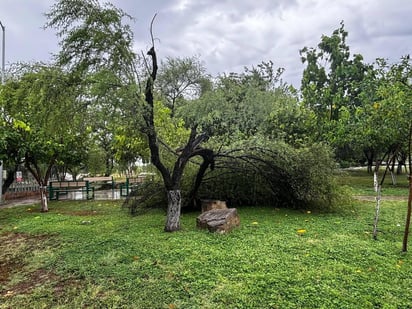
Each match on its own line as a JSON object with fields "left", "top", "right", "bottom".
{"left": 1, "top": 171, "right": 411, "bottom": 308}
{"left": 338, "top": 167, "right": 410, "bottom": 196}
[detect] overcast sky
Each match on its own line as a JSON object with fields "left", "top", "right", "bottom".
{"left": 1, "top": 0, "right": 411, "bottom": 87}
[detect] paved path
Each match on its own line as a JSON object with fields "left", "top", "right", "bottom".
{"left": 0, "top": 190, "right": 124, "bottom": 209}
{"left": 0, "top": 198, "right": 40, "bottom": 208}
{"left": 2, "top": 193, "right": 408, "bottom": 209}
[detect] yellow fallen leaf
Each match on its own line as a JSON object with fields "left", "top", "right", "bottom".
{"left": 5, "top": 290, "right": 15, "bottom": 297}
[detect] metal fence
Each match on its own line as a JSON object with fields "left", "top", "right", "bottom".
{"left": 5, "top": 175, "right": 40, "bottom": 200}
{"left": 8, "top": 180, "right": 40, "bottom": 193}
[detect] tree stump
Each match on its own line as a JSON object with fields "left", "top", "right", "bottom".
{"left": 200, "top": 199, "right": 227, "bottom": 213}
{"left": 196, "top": 208, "right": 240, "bottom": 233}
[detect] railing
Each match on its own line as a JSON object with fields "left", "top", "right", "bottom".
{"left": 5, "top": 178, "right": 40, "bottom": 200}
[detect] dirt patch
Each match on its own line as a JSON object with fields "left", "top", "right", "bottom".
{"left": 53, "top": 277, "right": 83, "bottom": 297}
{"left": 0, "top": 232, "right": 55, "bottom": 293}
{"left": 0, "top": 232, "right": 50, "bottom": 246}
{"left": 2, "top": 268, "right": 84, "bottom": 299}
{"left": 0, "top": 231, "right": 85, "bottom": 300}
{"left": 0, "top": 257, "right": 22, "bottom": 284}
{"left": 2, "top": 269, "right": 60, "bottom": 297}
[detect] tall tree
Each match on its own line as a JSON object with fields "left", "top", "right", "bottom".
{"left": 332, "top": 56, "right": 411, "bottom": 172}
{"left": 0, "top": 63, "right": 88, "bottom": 211}
{"left": 156, "top": 56, "right": 208, "bottom": 116}
{"left": 300, "top": 21, "right": 369, "bottom": 141}
{"left": 45, "top": 0, "right": 213, "bottom": 231}
{"left": 179, "top": 61, "right": 290, "bottom": 143}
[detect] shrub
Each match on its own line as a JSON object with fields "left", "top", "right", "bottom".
{"left": 197, "top": 140, "right": 346, "bottom": 211}
{"left": 129, "top": 140, "right": 347, "bottom": 213}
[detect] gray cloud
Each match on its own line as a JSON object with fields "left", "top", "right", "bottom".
{"left": 1, "top": 0, "right": 411, "bottom": 87}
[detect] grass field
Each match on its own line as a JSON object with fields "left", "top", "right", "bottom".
{"left": 0, "top": 169, "right": 411, "bottom": 308}
{"left": 338, "top": 167, "right": 410, "bottom": 196}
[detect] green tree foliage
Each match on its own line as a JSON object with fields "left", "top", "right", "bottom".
{"left": 156, "top": 56, "right": 208, "bottom": 115}
{"left": 330, "top": 56, "right": 411, "bottom": 171}
{"left": 300, "top": 21, "right": 370, "bottom": 141}
{"left": 44, "top": 0, "right": 135, "bottom": 79}
{"left": 197, "top": 138, "right": 343, "bottom": 211}
{"left": 262, "top": 93, "right": 311, "bottom": 146}
{"left": 44, "top": 1, "right": 345, "bottom": 223}
{"left": 179, "top": 61, "right": 299, "bottom": 143}
{"left": 113, "top": 125, "right": 149, "bottom": 176}
{"left": 0, "top": 63, "right": 89, "bottom": 211}
{"left": 175, "top": 62, "right": 342, "bottom": 211}
{"left": 299, "top": 21, "right": 410, "bottom": 173}
{"left": 46, "top": 1, "right": 216, "bottom": 231}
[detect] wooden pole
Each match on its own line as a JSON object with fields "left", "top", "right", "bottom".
{"left": 402, "top": 175, "right": 412, "bottom": 252}
{"left": 402, "top": 124, "right": 412, "bottom": 252}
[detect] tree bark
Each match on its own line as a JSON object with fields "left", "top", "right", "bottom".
{"left": 165, "top": 190, "right": 182, "bottom": 232}
{"left": 25, "top": 152, "right": 54, "bottom": 212}
{"left": 2, "top": 164, "right": 18, "bottom": 194}
{"left": 187, "top": 148, "right": 215, "bottom": 208}
{"left": 397, "top": 151, "right": 407, "bottom": 174}
{"left": 40, "top": 186, "right": 49, "bottom": 212}
{"left": 364, "top": 149, "right": 374, "bottom": 173}
{"left": 143, "top": 19, "right": 212, "bottom": 231}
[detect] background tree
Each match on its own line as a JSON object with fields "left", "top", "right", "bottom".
{"left": 0, "top": 116, "right": 25, "bottom": 194}
{"left": 330, "top": 56, "right": 411, "bottom": 173}
{"left": 45, "top": 0, "right": 346, "bottom": 229}
{"left": 0, "top": 63, "right": 89, "bottom": 211}
{"left": 300, "top": 21, "right": 369, "bottom": 148}
{"left": 177, "top": 63, "right": 342, "bottom": 210}
{"left": 156, "top": 56, "right": 208, "bottom": 116}
{"left": 113, "top": 125, "right": 149, "bottom": 176}
{"left": 179, "top": 61, "right": 290, "bottom": 142}
{"left": 46, "top": 1, "right": 215, "bottom": 231}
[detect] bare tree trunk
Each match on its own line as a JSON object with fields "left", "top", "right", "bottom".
{"left": 40, "top": 185, "right": 49, "bottom": 212}
{"left": 165, "top": 190, "right": 181, "bottom": 232}
{"left": 2, "top": 164, "right": 18, "bottom": 194}
{"left": 397, "top": 151, "right": 407, "bottom": 174}
{"left": 372, "top": 182, "right": 381, "bottom": 240}
{"left": 187, "top": 149, "right": 215, "bottom": 208}
{"left": 389, "top": 154, "right": 397, "bottom": 185}
{"left": 373, "top": 162, "right": 381, "bottom": 240}
{"left": 143, "top": 17, "right": 212, "bottom": 232}
{"left": 364, "top": 149, "right": 375, "bottom": 173}
{"left": 25, "top": 153, "right": 54, "bottom": 213}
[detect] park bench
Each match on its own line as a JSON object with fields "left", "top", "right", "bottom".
{"left": 120, "top": 173, "right": 154, "bottom": 196}
{"left": 83, "top": 176, "right": 115, "bottom": 198}
{"left": 48, "top": 180, "right": 92, "bottom": 200}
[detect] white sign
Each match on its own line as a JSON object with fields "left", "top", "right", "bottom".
{"left": 16, "top": 171, "right": 23, "bottom": 182}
